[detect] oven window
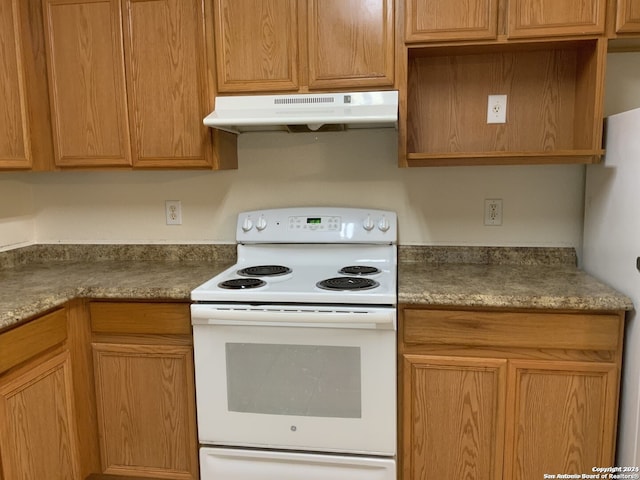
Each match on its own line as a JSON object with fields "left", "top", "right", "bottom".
{"left": 226, "top": 343, "right": 362, "bottom": 418}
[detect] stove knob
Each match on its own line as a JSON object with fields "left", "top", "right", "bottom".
{"left": 256, "top": 216, "right": 267, "bottom": 231}
{"left": 241, "top": 217, "right": 254, "bottom": 232}
{"left": 378, "top": 216, "right": 390, "bottom": 232}
{"left": 363, "top": 215, "right": 375, "bottom": 231}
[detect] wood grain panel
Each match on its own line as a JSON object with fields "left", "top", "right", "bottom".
{"left": 307, "top": 0, "right": 394, "bottom": 88}
{"left": 66, "top": 300, "right": 101, "bottom": 478}
{"left": 43, "top": 0, "right": 131, "bottom": 167}
{"left": 405, "top": 0, "right": 498, "bottom": 42}
{"left": 123, "top": 0, "right": 212, "bottom": 168}
{"left": 616, "top": 0, "right": 640, "bottom": 33}
{"left": 408, "top": 47, "right": 576, "bottom": 154}
{"left": 0, "top": 0, "right": 31, "bottom": 169}
{"left": 90, "top": 302, "right": 191, "bottom": 335}
{"left": 0, "top": 352, "right": 81, "bottom": 479}
{"left": 402, "top": 355, "right": 506, "bottom": 480}
{"left": 508, "top": 0, "right": 606, "bottom": 38}
{"left": 0, "top": 308, "right": 67, "bottom": 374}
{"left": 17, "top": 0, "right": 55, "bottom": 171}
{"left": 214, "top": 0, "right": 298, "bottom": 92}
{"left": 403, "top": 309, "right": 621, "bottom": 351}
{"left": 405, "top": 40, "right": 603, "bottom": 163}
{"left": 92, "top": 343, "right": 198, "bottom": 479}
{"left": 504, "top": 360, "right": 618, "bottom": 478}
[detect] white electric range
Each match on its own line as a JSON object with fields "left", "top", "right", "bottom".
{"left": 191, "top": 207, "right": 398, "bottom": 480}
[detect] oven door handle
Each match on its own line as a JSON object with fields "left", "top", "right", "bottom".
{"left": 191, "top": 305, "right": 396, "bottom": 330}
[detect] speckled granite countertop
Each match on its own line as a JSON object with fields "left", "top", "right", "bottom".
{"left": 0, "top": 244, "right": 633, "bottom": 332}
{"left": 399, "top": 246, "right": 633, "bottom": 311}
{"left": 0, "top": 244, "right": 236, "bottom": 331}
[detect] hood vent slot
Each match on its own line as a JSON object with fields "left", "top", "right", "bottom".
{"left": 275, "top": 96, "right": 336, "bottom": 105}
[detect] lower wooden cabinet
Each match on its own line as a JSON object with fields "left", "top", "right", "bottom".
{"left": 89, "top": 302, "right": 199, "bottom": 480}
{"left": 504, "top": 360, "right": 618, "bottom": 478}
{"left": 402, "top": 355, "right": 507, "bottom": 480}
{"left": 399, "top": 307, "right": 624, "bottom": 480}
{"left": 0, "top": 308, "right": 83, "bottom": 480}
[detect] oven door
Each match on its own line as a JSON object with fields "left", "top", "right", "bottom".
{"left": 191, "top": 304, "right": 396, "bottom": 456}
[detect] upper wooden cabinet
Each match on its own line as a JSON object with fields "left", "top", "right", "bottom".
{"left": 405, "top": 0, "right": 499, "bottom": 43}
{"left": 43, "top": 0, "right": 131, "bottom": 168}
{"left": 0, "top": 0, "right": 54, "bottom": 171}
{"left": 0, "top": 0, "right": 34, "bottom": 170}
{"left": 615, "top": 0, "right": 640, "bottom": 34}
{"left": 307, "top": 0, "right": 395, "bottom": 89}
{"left": 508, "top": 0, "right": 607, "bottom": 38}
{"left": 400, "top": 38, "right": 608, "bottom": 166}
{"left": 398, "top": 0, "right": 609, "bottom": 167}
{"left": 123, "top": 0, "right": 218, "bottom": 168}
{"left": 213, "top": 0, "right": 299, "bottom": 93}
{"left": 214, "top": 0, "right": 395, "bottom": 93}
{"left": 42, "top": 0, "right": 236, "bottom": 169}
{"left": 405, "top": 0, "right": 606, "bottom": 43}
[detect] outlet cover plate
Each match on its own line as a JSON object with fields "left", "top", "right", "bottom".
{"left": 484, "top": 198, "right": 503, "bottom": 226}
{"left": 487, "top": 94, "right": 507, "bottom": 124}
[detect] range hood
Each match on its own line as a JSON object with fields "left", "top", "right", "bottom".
{"left": 203, "top": 90, "right": 398, "bottom": 134}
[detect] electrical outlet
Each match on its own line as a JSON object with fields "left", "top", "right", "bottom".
{"left": 487, "top": 94, "right": 507, "bottom": 124}
{"left": 165, "top": 200, "right": 182, "bottom": 225}
{"left": 484, "top": 199, "right": 503, "bottom": 226}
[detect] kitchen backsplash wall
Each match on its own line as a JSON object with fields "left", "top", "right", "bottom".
{"left": 0, "top": 180, "right": 34, "bottom": 251}
{"left": 7, "top": 129, "right": 584, "bottom": 248}
{"left": 1, "top": 52, "right": 638, "bottom": 251}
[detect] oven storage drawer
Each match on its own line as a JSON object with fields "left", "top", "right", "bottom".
{"left": 200, "top": 447, "right": 396, "bottom": 480}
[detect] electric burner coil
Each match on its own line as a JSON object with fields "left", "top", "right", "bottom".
{"left": 316, "top": 277, "right": 380, "bottom": 291}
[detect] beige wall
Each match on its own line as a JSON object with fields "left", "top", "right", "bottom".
{"left": 0, "top": 51, "right": 638, "bottom": 250}
{"left": 605, "top": 52, "right": 640, "bottom": 116}
{"left": 0, "top": 179, "right": 34, "bottom": 251}
{"left": 20, "top": 129, "right": 585, "bottom": 247}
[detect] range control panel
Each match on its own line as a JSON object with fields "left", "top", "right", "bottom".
{"left": 288, "top": 215, "right": 341, "bottom": 232}
{"left": 236, "top": 207, "right": 397, "bottom": 244}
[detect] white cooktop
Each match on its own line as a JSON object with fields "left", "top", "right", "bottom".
{"left": 191, "top": 208, "right": 398, "bottom": 305}
{"left": 191, "top": 244, "right": 397, "bottom": 305}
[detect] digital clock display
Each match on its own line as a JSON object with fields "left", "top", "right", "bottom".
{"left": 307, "top": 218, "right": 322, "bottom": 224}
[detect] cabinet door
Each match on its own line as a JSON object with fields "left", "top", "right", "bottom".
{"left": 92, "top": 342, "right": 198, "bottom": 479}
{"left": 307, "top": 0, "right": 394, "bottom": 89}
{"left": 122, "top": 0, "right": 213, "bottom": 168}
{"left": 508, "top": 0, "right": 606, "bottom": 38}
{"left": 43, "top": 0, "right": 131, "bottom": 167}
{"left": 616, "top": 0, "right": 640, "bottom": 33}
{"left": 0, "top": 351, "right": 82, "bottom": 480}
{"left": 504, "top": 360, "right": 618, "bottom": 479}
{"left": 0, "top": 0, "right": 32, "bottom": 169}
{"left": 213, "top": 0, "right": 299, "bottom": 93}
{"left": 404, "top": 0, "right": 498, "bottom": 43}
{"left": 402, "top": 354, "right": 506, "bottom": 480}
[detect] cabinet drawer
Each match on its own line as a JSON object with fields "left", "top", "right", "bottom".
{"left": 0, "top": 308, "right": 67, "bottom": 374}
{"left": 402, "top": 309, "right": 621, "bottom": 351}
{"left": 90, "top": 302, "right": 191, "bottom": 335}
